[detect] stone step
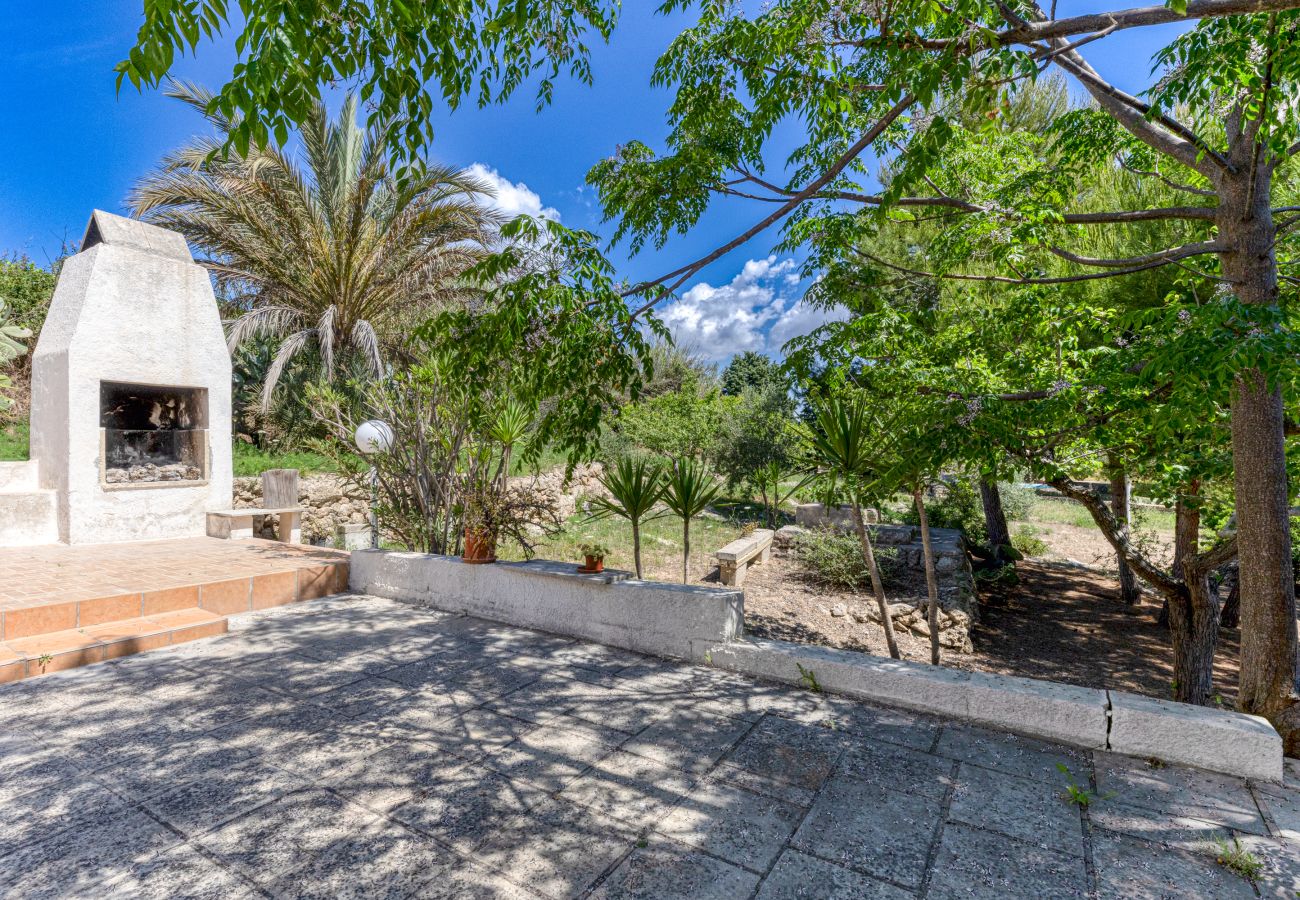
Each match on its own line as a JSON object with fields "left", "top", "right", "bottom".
{"left": 0, "top": 608, "right": 228, "bottom": 682}
{"left": 0, "top": 460, "right": 39, "bottom": 492}
{"left": 0, "top": 489, "right": 59, "bottom": 547}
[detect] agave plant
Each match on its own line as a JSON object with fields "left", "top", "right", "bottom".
{"left": 130, "top": 81, "right": 501, "bottom": 408}
{"left": 804, "top": 395, "right": 901, "bottom": 659}
{"left": 589, "top": 457, "right": 665, "bottom": 579}
{"left": 0, "top": 299, "right": 31, "bottom": 416}
{"left": 661, "top": 459, "right": 722, "bottom": 584}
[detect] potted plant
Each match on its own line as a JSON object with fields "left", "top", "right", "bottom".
{"left": 461, "top": 489, "right": 499, "bottom": 564}
{"left": 578, "top": 542, "right": 609, "bottom": 573}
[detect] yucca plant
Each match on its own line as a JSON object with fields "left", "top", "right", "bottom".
{"left": 661, "top": 459, "right": 722, "bottom": 584}
{"left": 589, "top": 457, "right": 664, "bottom": 579}
{"left": 804, "top": 395, "right": 901, "bottom": 659}
{"left": 0, "top": 299, "right": 31, "bottom": 416}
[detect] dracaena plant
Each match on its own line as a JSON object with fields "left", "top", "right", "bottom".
{"left": 660, "top": 458, "right": 722, "bottom": 585}
{"left": 589, "top": 457, "right": 665, "bottom": 579}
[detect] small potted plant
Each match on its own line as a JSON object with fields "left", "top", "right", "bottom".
{"left": 461, "top": 489, "right": 499, "bottom": 565}
{"left": 578, "top": 542, "right": 609, "bottom": 574}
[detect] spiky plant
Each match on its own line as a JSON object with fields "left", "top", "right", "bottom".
{"left": 804, "top": 395, "right": 901, "bottom": 659}
{"left": 661, "top": 459, "right": 722, "bottom": 584}
{"left": 130, "top": 81, "right": 502, "bottom": 408}
{"left": 590, "top": 457, "right": 665, "bottom": 578}
{"left": 0, "top": 299, "right": 31, "bottom": 416}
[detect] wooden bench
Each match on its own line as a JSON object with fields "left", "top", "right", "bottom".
{"left": 206, "top": 507, "right": 303, "bottom": 543}
{"left": 207, "top": 468, "right": 303, "bottom": 543}
{"left": 714, "top": 528, "right": 775, "bottom": 586}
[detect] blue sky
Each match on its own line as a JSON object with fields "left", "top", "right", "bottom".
{"left": 1, "top": 3, "right": 1186, "bottom": 363}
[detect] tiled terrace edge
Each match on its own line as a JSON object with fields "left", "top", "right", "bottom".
{"left": 349, "top": 548, "right": 1284, "bottom": 782}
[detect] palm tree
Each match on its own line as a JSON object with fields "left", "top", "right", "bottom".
{"left": 804, "top": 396, "right": 902, "bottom": 659}
{"left": 130, "top": 81, "right": 501, "bottom": 408}
{"left": 661, "top": 459, "right": 722, "bottom": 584}
{"left": 590, "top": 458, "right": 665, "bottom": 579}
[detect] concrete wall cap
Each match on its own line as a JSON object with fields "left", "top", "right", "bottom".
{"left": 82, "top": 210, "right": 192, "bottom": 262}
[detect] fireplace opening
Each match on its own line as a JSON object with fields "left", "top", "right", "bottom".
{"left": 100, "top": 381, "right": 209, "bottom": 485}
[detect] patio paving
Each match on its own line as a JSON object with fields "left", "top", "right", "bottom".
{"left": 2, "top": 592, "right": 1298, "bottom": 899}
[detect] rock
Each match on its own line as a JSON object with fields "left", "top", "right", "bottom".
{"left": 774, "top": 524, "right": 809, "bottom": 549}
{"left": 830, "top": 603, "right": 847, "bottom": 618}
{"left": 911, "top": 620, "right": 931, "bottom": 637}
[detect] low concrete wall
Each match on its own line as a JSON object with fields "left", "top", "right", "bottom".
{"left": 694, "top": 637, "right": 1282, "bottom": 782}
{"left": 349, "top": 550, "right": 743, "bottom": 662}
{"left": 350, "top": 549, "right": 1282, "bottom": 782}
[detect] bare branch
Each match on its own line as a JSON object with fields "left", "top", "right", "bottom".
{"left": 852, "top": 246, "right": 1210, "bottom": 285}
{"left": 1048, "top": 239, "right": 1222, "bottom": 268}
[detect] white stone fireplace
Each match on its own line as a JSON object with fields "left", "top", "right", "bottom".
{"left": 27, "top": 210, "right": 232, "bottom": 544}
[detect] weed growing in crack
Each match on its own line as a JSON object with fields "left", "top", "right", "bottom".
{"left": 1213, "top": 837, "right": 1263, "bottom": 882}
{"left": 796, "top": 663, "right": 822, "bottom": 693}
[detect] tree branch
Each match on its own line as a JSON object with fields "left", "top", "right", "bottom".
{"left": 1048, "top": 239, "right": 1222, "bottom": 268}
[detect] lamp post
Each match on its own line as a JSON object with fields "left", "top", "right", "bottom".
{"left": 353, "top": 420, "right": 393, "bottom": 549}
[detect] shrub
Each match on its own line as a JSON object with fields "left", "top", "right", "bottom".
{"left": 1011, "top": 525, "right": 1048, "bottom": 557}
{"left": 794, "top": 528, "right": 901, "bottom": 592}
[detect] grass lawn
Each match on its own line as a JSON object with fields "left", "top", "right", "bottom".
{"left": 499, "top": 502, "right": 749, "bottom": 583}
{"left": 0, "top": 421, "right": 29, "bottom": 461}
{"left": 232, "top": 442, "right": 339, "bottom": 477}
{"left": 1024, "top": 497, "right": 1176, "bottom": 533}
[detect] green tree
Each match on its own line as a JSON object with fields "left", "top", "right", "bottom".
{"left": 0, "top": 256, "right": 58, "bottom": 337}
{"left": 715, "top": 383, "right": 800, "bottom": 526}
{"left": 131, "top": 83, "right": 499, "bottom": 407}
{"left": 721, "top": 351, "right": 785, "bottom": 397}
{"left": 0, "top": 299, "right": 32, "bottom": 417}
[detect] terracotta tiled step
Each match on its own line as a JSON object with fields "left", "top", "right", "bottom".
{"left": 0, "top": 558, "right": 349, "bottom": 640}
{"left": 0, "top": 608, "right": 228, "bottom": 682}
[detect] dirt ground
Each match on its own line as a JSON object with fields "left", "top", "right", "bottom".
{"left": 738, "top": 547, "right": 1242, "bottom": 705}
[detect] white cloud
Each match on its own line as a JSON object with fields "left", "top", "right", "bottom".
{"left": 464, "top": 163, "right": 561, "bottom": 222}
{"left": 660, "top": 256, "right": 847, "bottom": 362}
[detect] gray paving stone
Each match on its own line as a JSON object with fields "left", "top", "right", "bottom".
{"left": 936, "top": 722, "right": 1087, "bottom": 783}
{"left": 96, "top": 841, "right": 256, "bottom": 900}
{"left": 484, "top": 718, "right": 623, "bottom": 792}
{"left": 947, "top": 762, "right": 1085, "bottom": 856}
{"left": 791, "top": 774, "right": 942, "bottom": 889}
{"left": 1093, "top": 751, "right": 1268, "bottom": 835}
{"left": 561, "top": 749, "right": 699, "bottom": 829}
{"left": 476, "top": 798, "right": 635, "bottom": 900}
{"left": 707, "top": 761, "right": 817, "bottom": 808}
{"left": 141, "top": 756, "right": 310, "bottom": 836}
{"left": 314, "top": 674, "right": 412, "bottom": 718}
{"left": 1233, "top": 833, "right": 1300, "bottom": 899}
{"left": 590, "top": 836, "right": 760, "bottom": 899}
{"left": 1088, "top": 799, "right": 1230, "bottom": 852}
{"left": 391, "top": 763, "right": 550, "bottom": 852}
{"left": 195, "top": 787, "right": 374, "bottom": 886}
{"left": 754, "top": 849, "right": 913, "bottom": 899}
{"left": 564, "top": 688, "right": 678, "bottom": 735}
{"left": 0, "top": 804, "right": 182, "bottom": 900}
{"left": 927, "top": 821, "right": 1088, "bottom": 899}
{"left": 322, "top": 740, "right": 470, "bottom": 813}
{"left": 836, "top": 739, "right": 956, "bottom": 801}
{"left": 273, "top": 727, "right": 396, "bottom": 780}
{"left": 784, "top": 695, "right": 940, "bottom": 752}
{"left": 415, "top": 707, "right": 541, "bottom": 763}
{"left": 0, "top": 745, "right": 83, "bottom": 805}
{"left": 1255, "top": 779, "right": 1300, "bottom": 843}
{"left": 0, "top": 774, "right": 129, "bottom": 860}
{"left": 621, "top": 706, "right": 753, "bottom": 774}
{"left": 723, "top": 715, "right": 844, "bottom": 791}
{"left": 92, "top": 736, "right": 255, "bottom": 801}
{"left": 656, "top": 779, "right": 804, "bottom": 873}
{"left": 1090, "top": 827, "right": 1256, "bottom": 899}
{"left": 265, "top": 815, "right": 451, "bottom": 900}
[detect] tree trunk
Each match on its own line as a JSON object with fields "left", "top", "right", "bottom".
{"left": 682, "top": 518, "right": 690, "bottom": 585}
{"left": 1218, "top": 158, "right": 1300, "bottom": 749}
{"left": 1221, "top": 564, "right": 1241, "bottom": 629}
{"left": 979, "top": 479, "right": 1011, "bottom": 560}
{"left": 852, "top": 501, "right": 900, "bottom": 659}
{"left": 1167, "top": 574, "right": 1222, "bottom": 707}
{"left": 632, "top": 519, "right": 643, "bottom": 580}
{"left": 1106, "top": 456, "right": 1140, "bottom": 606}
{"left": 1167, "top": 490, "right": 1220, "bottom": 706}
{"left": 915, "top": 485, "right": 942, "bottom": 665}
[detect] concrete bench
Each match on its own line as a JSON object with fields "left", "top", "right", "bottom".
{"left": 207, "top": 507, "right": 303, "bottom": 543}
{"left": 714, "top": 529, "right": 775, "bottom": 586}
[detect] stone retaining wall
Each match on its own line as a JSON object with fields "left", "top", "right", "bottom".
{"left": 780, "top": 513, "right": 979, "bottom": 652}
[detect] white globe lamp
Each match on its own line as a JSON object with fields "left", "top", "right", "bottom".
{"left": 354, "top": 420, "right": 394, "bottom": 455}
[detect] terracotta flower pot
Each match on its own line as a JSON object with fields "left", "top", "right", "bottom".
{"left": 462, "top": 528, "right": 497, "bottom": 564}
{"left": 579, "top": 555, "right": 604, "bottom": 573}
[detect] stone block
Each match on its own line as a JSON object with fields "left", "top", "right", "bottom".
{"left": 1107, "top": 689, "right": 1282, "bottom": 782}
{"left": 964, "top": 671, "right": 1109, "bottom": 750}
